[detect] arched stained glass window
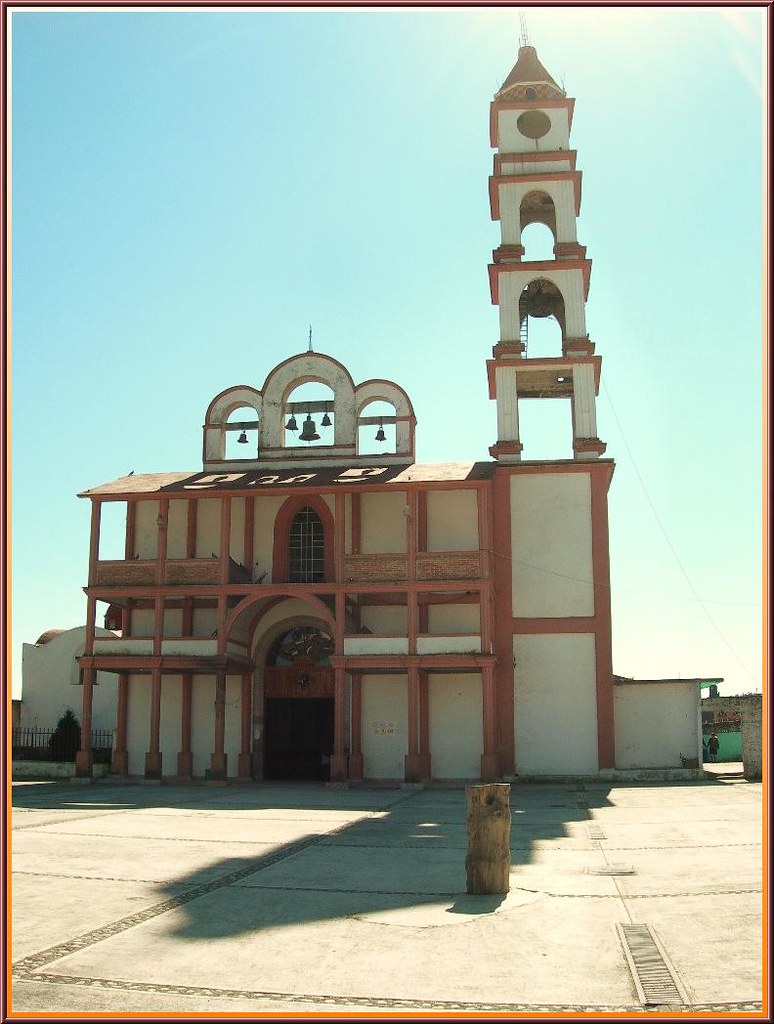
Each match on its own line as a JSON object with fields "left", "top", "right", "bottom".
{"left": 288, "top": 507, "right": 325, "bottom": 582}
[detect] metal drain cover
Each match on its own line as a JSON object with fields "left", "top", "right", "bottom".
{"left": 617, "top": 923, "right": 688, "bottom": 1006}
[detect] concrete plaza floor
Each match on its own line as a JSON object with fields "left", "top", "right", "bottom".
{"left": 10, "top": 770, "right": 766, "bottom": 1016}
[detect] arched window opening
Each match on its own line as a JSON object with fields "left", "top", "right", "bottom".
{"left": 520, "top": 190, "right": 556, "bottom": 241}
{"left": 519, "top": 278, "right": 565, "bottom": 358}
{"left": 288, "top": 507, "right": 325, "bottom": 582}
{"left": 224, "top": 405, "right": 259, "bottom": 459}
{"left": 357, "top": 400, "right": 397, "bottom": 456}
{"left": 284, "top": 381, "right": 335, "bottom": 449}
{"left": 520, "top": 222, "right": 555, "bottom": 263}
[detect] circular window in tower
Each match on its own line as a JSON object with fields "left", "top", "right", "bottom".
{"left": 517, "top": 109, "right": 551, "bottom": 139}
{"left": 524, "top": 86, "right": 538, "bottom": 100}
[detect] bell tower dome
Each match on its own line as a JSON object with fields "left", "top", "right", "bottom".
{"left": 487, "top": 44, "right": 606, "bottom": 462}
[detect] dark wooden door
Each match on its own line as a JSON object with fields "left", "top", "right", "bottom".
{"left": 263, "top": 697, "right": 334, "bottom": 781}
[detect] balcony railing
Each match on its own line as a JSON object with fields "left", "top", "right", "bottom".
{"left": 344, "top": 551, "right": 482, "bottom": 583}
{"left": 94, "top": 557, "right": 251, "bottom": 588}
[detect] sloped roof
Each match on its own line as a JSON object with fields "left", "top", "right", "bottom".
{"left": 495, "top": 45, "right": 564, "bottom": 101}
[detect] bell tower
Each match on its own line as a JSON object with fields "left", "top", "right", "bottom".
{"left": 486, "top": 43, "right": 606, "bottom": 462}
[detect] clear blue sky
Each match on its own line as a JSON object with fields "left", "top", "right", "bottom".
{"left": 10, "top": 6, "right": 765, "bottom": 699}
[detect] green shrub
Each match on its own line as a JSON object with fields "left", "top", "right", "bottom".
{"left": 49, "top": 709, "right": 81, "bottom": 761}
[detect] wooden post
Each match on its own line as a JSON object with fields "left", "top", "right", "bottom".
{"left": 465, "top": 783, "right": 511, "bottom": 895}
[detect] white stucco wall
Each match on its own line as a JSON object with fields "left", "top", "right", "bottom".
{"left": 426, "top": 490, "right": 479, "bottom": 551}
{"left": 20, "top": 626, "right": 118, "bottom": 732}
{"left": 126, "top": 674, "right": 151, "bottom": 775}
{"left": 429, "top": 674, "right": 482, "bottom": 778}
{"left": 163, "top": 609, "right": 183, "bottom": 638}
{"left": 165, "top": 499, "right": 189, "bottom": 558}
{"left": 511, "top": 473, "right": 594, "bottom": 617}
{"left": 427, "top": 603, "right": 480, "bottom": 634}
{"left": 360, "top": 492, "right": 407, "bottom": 553}
{"left": 193, "top": 606, "right": 217, "bottom": 637}
{"left": 159, "top": 674, "right": 183, "bottom": 771}
{"left": 359, "top": 605, "right": 408, "bottom": 634}
{"left": 229, "top": 497, "right": 246, "bottom": 565}
{"left": 134, "top": 500, "right": 160, "bottom": 558}
{"left": 344, "top": 637, "right": 409, "bottom": 656}
{"left": 253, "top": 495, "right": 284, "bottom": 581}
{"left": 514, "top": 632, "right": 598, "bottom": 775}
{"left": 130, "top": 609, "right": 155, "bottom": 636}
{"left": 614, "top": 682, "right": 700, "bottom": 769}
{"left": 195, "top": 498, "right": 221, "bottom": 558}
{"left": 361, "top": 675, "right": 408, "bottom": 779}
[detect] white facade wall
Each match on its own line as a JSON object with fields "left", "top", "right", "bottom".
{"left": 159, "top": 674, "right": 183, "bottom": 772}
{"left": 429, "top": 674, "right": 483, "bottom": 778}
{"left": 514, "top": 632, "right": 598, "bottom": 775}
{"left": 498, "top": 267, "right": 586, "bottom": 341}
{"left": 497, "top": 107, "right": 571, "bottom": 153}
{"left": 195, "top": 498, "right": 221, "bottom": 558}
{"left": 614, "top": 682, "right": 700, "bottom": 769}
{"left": 165, "top": 499, "right": 189, "bottom": 558}
{"left": 135, "top": 500, "right": 160, "bottom": 558}
{"left": 193, "top": 606, "right": 217, "bottom": 637}
{"left": 229, "top": 497, "right": 246, "bottom": 564}
{"left": 130, "top": 609, "right": 155, "bottom": 636}
{"left": 428, "top": 603, "right": 480, "bottom": 634}
{"left": 163, "top": 608, "right": 183, "bottom": 638}
{"left": 359, "top": 605, "right": 408, "bottom": 634}
{"left": 126, "top": 675, "right": 151, "bottom": 775}
{"left": 426, "top": 490, "right": 479, "bottom": 551}
{"left": 361, "top": 675, "right": 408, "bottom": 779}
{"left": 20, "top": 627, "right": 118, "bottom": 732}
{"left": 254, "top": 496, "right": 284, "bottom": 581}
{"left": 360, "top": 492, "right": 407, "bottom": 553}
{"left": 511, "top": 473, "right": 594, "bottom": 617}
{"left": 344, "top": 637, "right": 409, "bottom": 656}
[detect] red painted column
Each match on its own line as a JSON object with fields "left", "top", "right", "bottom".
{"left": 177, "top": 672, "right": 193, "bottom": 778}
{"left": 404, "top": 665, "right": 429, "bottom": 782}
{"left": 480, "top": 661, "right": 499, "bottom": 781}
{"left": 145, "top": 667, "right": 162, "bottom": 779}
{"left": 419, "top": 669, "right": 431, "bottom": 770}
{"left": 351, "top": 493, "right": 361, "bottom": 554}
{"left": 491, "top": 469, "right": 514, "bottom": 776}
{"left": 75, "top": 669, "right": 95, "bottom": 777}
{"left": 348, "top": 672, "right": 363, "bottom": 780}
{"left": 330, "top": 666, "right": 347, "bottom": 782}
{"left": 111, "top": 673, "right": 129, "bottom": 775}
{"left": 155, "top": 497, "right": 169, "bottom": 585}
{"left": 76, "top": 592, "right": 98, "bottom": 777}
{"left": 210, "top": 670, "right": 228, "bottom": 780}
{"left": 238, "top": 671, "right": 253, "bottom": 780}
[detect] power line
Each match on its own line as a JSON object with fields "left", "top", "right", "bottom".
{"left": 601, "top": 379, "right": 756, "bottom": 682}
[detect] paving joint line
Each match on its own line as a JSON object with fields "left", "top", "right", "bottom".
{"left": 15, "top": 972, "right": 762, "bottom": 1013}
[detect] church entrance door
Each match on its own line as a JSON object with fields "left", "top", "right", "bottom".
{"left": 263, "top": 665, "right": 334, "bottom": 781}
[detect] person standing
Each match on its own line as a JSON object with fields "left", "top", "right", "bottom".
{"left": 708, "top": 732, "right": 720, "bottom": 763}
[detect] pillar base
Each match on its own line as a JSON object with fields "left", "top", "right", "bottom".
{"left": 348, "top": 753, "right": 364, "bottom": 781}
{"left": 480, "top": 753, "right": 500, "bottom": 782}
{"left": 111, "top": 750, "right": 129, "bottom": 776}
{"left": 144, "top": 751, "right": 162, "bottom": 779}
{"left": 209, "top": 752, "right": 228, "bottom": 780}
{"left": 404, "top": 753, "right": 431, "bottom": 783}
{"left": 177, "top": 751, "right": 193, "bottom": 779}
{"left": 237, "top": 753, "right": 253, "bottom": 780}
{"left": 75, "top": 750, "right": 93, "bottom": 777}
{"left": 330, "top": 754, "right": 348, "bottom": 782}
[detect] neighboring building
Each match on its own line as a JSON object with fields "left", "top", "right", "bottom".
{"left": 20, "top": 627, "right": 118, "bottom": 732}
{"left": 702, "top": 692, "right": 762, "bottom": 778}
{"left": 71, "top": 44, "right": 702, "bottom": 782}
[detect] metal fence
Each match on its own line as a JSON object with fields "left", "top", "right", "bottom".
{"left": 12, "top": 726, "right": 115, "bottom": 763}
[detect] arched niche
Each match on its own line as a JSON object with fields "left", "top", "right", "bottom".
{"left": 203, "top": 386, "right": 262, "bottom": 464}
{"left": 519, "top": 277, "right": 566, "bottom": 356}
{"left": 260, "top": 353, "right": 356, "bottom": 452}
{"left": 520, "top": 189, "right": 557, "bottom": 240}
{"left": 355, "top": 379, "right": 415, "bottom": 459}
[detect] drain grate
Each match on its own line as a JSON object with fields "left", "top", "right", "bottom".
{"left": 586, "top": 823, "right": 606, "bottom": 840}
{"left": 617, "top": 923, "right": 688, "bottom": 1006}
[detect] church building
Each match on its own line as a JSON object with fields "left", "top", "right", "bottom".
{"left": 74, "top": 45, "right": 701, "bottom": 783}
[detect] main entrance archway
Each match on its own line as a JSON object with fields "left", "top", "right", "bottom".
{"left": 262, "top": 626, "right": 335, "bottom": 781}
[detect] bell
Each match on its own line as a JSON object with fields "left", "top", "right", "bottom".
{"left": 321, "top": 411, "right": 332, "bottom": 427}
{"left": 237, "top": 430, "right": 249, "bottom": 444}
{"left": 286, "top": 414, "right": 298, "bottom": 431}
{"left": 375, "top": 422, "right": 386, "bottom": 442}
{"left": 300, "top": 415, "right": 320, "bottom": 442}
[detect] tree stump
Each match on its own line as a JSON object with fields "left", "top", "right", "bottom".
{"left": 465, "top": 783, "right": 511, "bottom": 894}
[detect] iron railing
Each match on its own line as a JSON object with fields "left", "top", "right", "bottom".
{"left": 12, "top": 726, "right": 114, "bottom": 763}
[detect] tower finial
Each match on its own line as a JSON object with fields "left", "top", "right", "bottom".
{"left": 308, "top": 324, "right": 313, "bottom": 352}
{"left": 519, "top": 11, "right": 530, "bottom": 48}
